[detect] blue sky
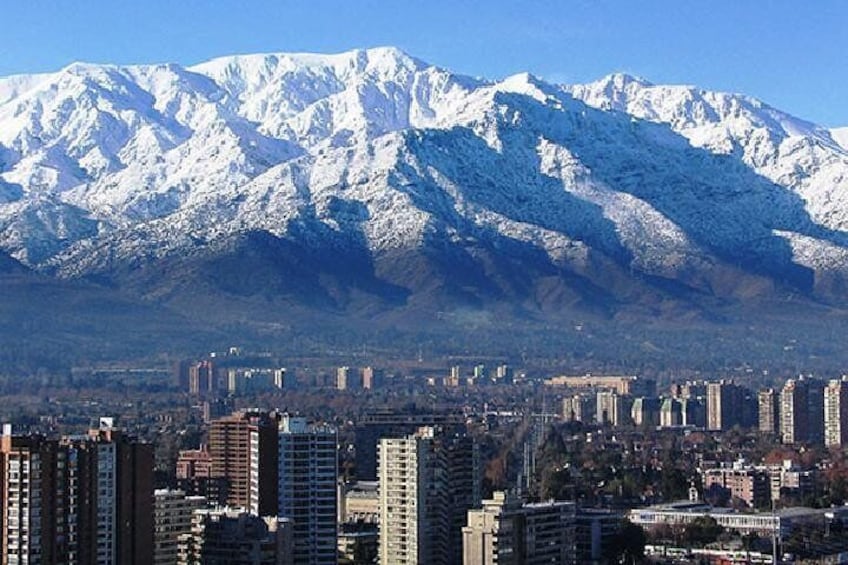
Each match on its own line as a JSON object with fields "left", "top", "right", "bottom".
{"left": 2, "top": 1, "right": 846, "bottom": 125}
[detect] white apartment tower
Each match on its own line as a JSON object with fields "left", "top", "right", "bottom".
{"left": 825, "top": 377, "right": 848, "bottom": 448}
{"left": 0, "top": 431, "right": 57, "bottom": 565}
{"left": 378, "top": 426, "right": 480, "bottom": 565}
{"left": 277, "top": 415, "right": 338, "bottom": 565}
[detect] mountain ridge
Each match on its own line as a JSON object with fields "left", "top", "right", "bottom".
{"left": 2, "top": 47, "right": 848, "bottom": 366}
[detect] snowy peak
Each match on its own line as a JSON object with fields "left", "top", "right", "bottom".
{"left": 0, "top": 47, "right": 847, "bottom": 310}
{"left": 832, "top": 127, "right": 848, "bottom": 152}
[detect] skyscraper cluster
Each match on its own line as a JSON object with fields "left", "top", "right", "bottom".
{"left": 757, "top": 376, "right": 848, "bottom": 447}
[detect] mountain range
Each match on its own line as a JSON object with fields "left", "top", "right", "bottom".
{"left": 1, "top": 47, "right": 848, "bottom": 369}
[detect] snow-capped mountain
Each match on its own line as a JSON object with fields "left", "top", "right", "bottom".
{"left": 2, "top": 47, "right": 848, "bottom": 322}
{"left": 833, "top": 127, "right": 848, "bottom": 152}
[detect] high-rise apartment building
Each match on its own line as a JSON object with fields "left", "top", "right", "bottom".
{"left": 706, "top": 381, "right": 749, "bottom": 431}
{"left": 781, "top": 377, "right": 825, "bottom": 445}
{"left": 209, "top": 410, "right": 280, "bottom": 515}
{"left": 495, "top": 364, "right": 514, "bottom": 383}
{"left": 562, "top": 395, "right": 594, "bottom": 423}
{"left": 0, "top": 431, "right": 61, "bottom": 564}
{"left": 361, "top": 366, "right": 382, "bottom": 390}
{"left": 354, "top": 410, "right": 465, "bottom": 481}
{"left": 781, "top": 379, "right": 807, "bottom": 444}
{"left": 630, "top": 397, "right": 659, "bottom": 427}
{"left": 378, "top": 426, "right": 480, "bottom": 565}
{"left": 189, "top": 361, "right": 216, "bottom": 395}
{"left": 153, "top": 489, "right": 208, "bottom": 565}
{"left": 807, "top": 378, "right": 826, "bottom": 445}
{"left": 336, "top": 367, "right": 352, "bottom": 391}
{"left": 0, "top": 421, "right": 153, "bottom": 565}
{"left": 595, "top": 391, "right": 627, "bottom": 426}
{"left": 462, "top": 491, "right": 576, "bottom": 565}
{"left": 89, "top": 420, "right": 155, "bottom": 565}
{"left": 277, "top": 416, "right": 338, "bottom": 565}
{"left": 659, "top": 398, "right": 682, "bottom": 428}
{"left": 825, "top": 377, "right": 848, "bottom": 448}
{"left": 758, "top": 388, "right": 780, "bottom": 434}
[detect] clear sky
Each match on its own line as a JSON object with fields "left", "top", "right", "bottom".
{"left": 2, "top": 1, "right": 845, "bottom": 126}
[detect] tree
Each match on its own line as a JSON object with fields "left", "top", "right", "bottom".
{"left": 605, "top": 520, "right": 647, "bottom": 564}
{"left": 684, "top": 516, "right": 724, "bottom": 547}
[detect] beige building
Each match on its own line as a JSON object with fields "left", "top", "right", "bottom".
{"left": 336, "top": 366, "right": 351, "bottom": 390}
{"left": 545, "top": 374, "right": 653, "bottom": 396}
{"left": 701, "top": 464, "right": 769, "bottom": 508}
{"left": 462, "top": 491, "right": 576, "bottom": 564}
{"left": 758, "top": 388, "right": 779, "bottom": 434}
{"left": 706, "top": 380, "right": 746, "bottom": 431}
{"left": 340, "top": 481, "right": 379, "bottom": 523}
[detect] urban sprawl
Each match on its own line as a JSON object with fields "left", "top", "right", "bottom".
{"left": 2, "top": 350, "right": 848, "bottom": 564}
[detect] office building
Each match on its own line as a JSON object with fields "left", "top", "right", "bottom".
{"left": 277, "top": 416, "right": 338, "bottom": 565}
{"left": 209, "top": 410, "right": 280, "bottom": 515}
{"left": 575, "top": 509, "right": 623, "bottom": 565}
{"left": 379, "top": 426, "right": 480, "bottom": 565}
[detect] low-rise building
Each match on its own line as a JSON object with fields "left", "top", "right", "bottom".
{"left": 177, "top": 508, "right": 293, "bottom": 565}
{"left": 701, "top": 462, "right": 770, "bottom": 508}
{"left": 628, "top": 501, "right": 830, "bottom": 538}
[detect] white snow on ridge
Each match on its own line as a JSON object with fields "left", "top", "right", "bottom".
{"left": 832, "top": 127, "right": 848, "bottom": 152}
{"left": 0, "top": 47, "right": 847, "bottom": 286}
